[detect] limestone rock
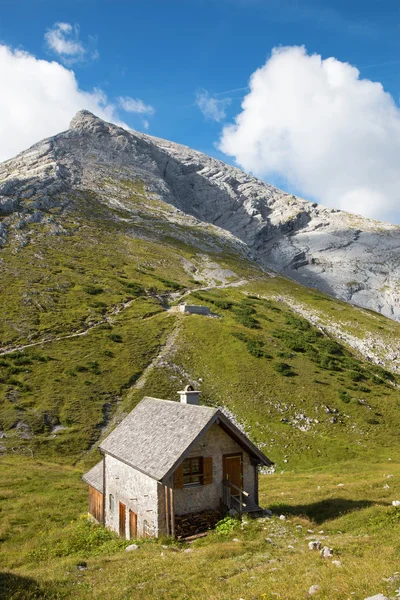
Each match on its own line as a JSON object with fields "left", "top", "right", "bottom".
{"left": 125, "top": 544, "right": 140, "bottom": 551}
{"left": 308, "top": 585, "right": 321, "bottom": 596}
{"left": 2, "top": 109, "right": 400, "bottom": 329}
{"left": 320, "top": 546, "right": 333, "bottom": 558}
{"left": 308, "top": 541, "right": 322, "bottom": 551}
{"left": 364, "top": 595, "right": 389, "bottom": 600}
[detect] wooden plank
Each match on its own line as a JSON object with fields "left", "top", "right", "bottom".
{"left": 119, "top": 502, "right": 126, "bottom": 538}
{"left": 170, "top": 486, "right": 175, "bottom": 537}
{"left": 88, "top": 486, "right": 104, "bottom": 522}
{"left": 203, "top": 457, "right": 213, "bottom": 485}
{"left": 129, "top": 509, "right": 137, "bottom": 539}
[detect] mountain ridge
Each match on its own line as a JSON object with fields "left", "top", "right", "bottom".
{"left": 1, "top": 109, "right": 400, "bottom": 319}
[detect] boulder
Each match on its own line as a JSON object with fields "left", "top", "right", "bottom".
{"left": 308, "top": 541, "right": 322, "bottom": 551}
{"left": 125, "top": 544, "right": 140, "bottom": 552}
{"left": 308, "top": 585, "right": 321, "bottom": 596}
{"left": 320, "top": 546, "right": 333, "bottom": 559}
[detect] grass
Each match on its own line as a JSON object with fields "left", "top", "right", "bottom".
{"left": 1, "top": 455, "right": 400, "bottom": 600}
{"left": 2, "top": 177, "right": 400, "bottom": 598}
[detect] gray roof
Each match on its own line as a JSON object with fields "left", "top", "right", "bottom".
{"left": 98, "top": 397, "right": 272, "bottom": 482}
{"left": 82, "top": 460, "right": 103, "bottom": 492}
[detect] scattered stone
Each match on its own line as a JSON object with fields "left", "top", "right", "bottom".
{"left": 308, "top": 584, "right": 321, "bottom": 596}
{"left": 332, "top": 560, "right": 342, "bottom": 567}
{"left": 308, "top": 541, "right": 322, "bottom": 551}
{"left": 337, "top": 483, "right": 344, "bottom": 487}
{"left": 77, "top": 562, "right": 87, "bottom": 570}
{"left": 363, "top": 595, "right": 389, "bottom": 600}
{"left": 279, "top": 515, "right": 286, "bottom": 521}
{"left": 307, "top": 529, "right": 314, "bottom": 533}
{"left": 232, "top": 538, "right": 241, "bottom": 543}
{"left": 266, "top": 538, "right": 275, "bottom": 545}
{"left": 320, "top": 546, "right": 333, "bottom": 559}
{"left": 126, "top": 544, "right": 140, "bottom": 551}
{"left": 183, "top": 548, "right": 193, "bottom": 553}
{"left": 392, "top": 500, "right": 400, "bottom": 507}
{"left": 383, "top": 484, "right": 390, "bottom": 489}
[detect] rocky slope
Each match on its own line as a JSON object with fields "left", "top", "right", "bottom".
{"left": 1, "top": 110, "right": 400, "bottom": 319}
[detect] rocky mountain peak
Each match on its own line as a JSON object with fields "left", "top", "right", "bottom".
{"left": 1, "top": 112, "right": 400, "bottom": 320}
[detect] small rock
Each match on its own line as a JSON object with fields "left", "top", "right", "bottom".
{"left": 287, "top": 545, "right": 295, "bottom": 549}
{"left": 308, "top": 584, "right": 321, "bottom": 595}
{"left": 126, "top": 544, "right": 140, "bottom": 552}
{"left": 364, "top": 595, "right": 389, "bottom": 600}
{"left": 332, "top": 560, "right": 342, "bottom": 567}
{"left": 307, "top": 529, "right": 314, "bottom": 533}
{"left": 383, "top": 484, "right": 390, "bottom": 489}
{"left": 232, "top": 538, "right": 241, "bottom": 543}
{"left": 320, "top": 546, "right": 333, "bottom": 559}
{"left": 318, "top": 530, "right": 324, "bottom": 534}
{"left": 392, "top": 500, "right": 400, "bottom": 506}
{"left": 279, "top": 514, "right": 286, "bottom": 520}
{"left": 77, "top": 561, "right": 87, "bottom": 570}
{"left": 266, "top": 537, "right": 275, "bottom": 545}
{"left": 308, "top": 541, "right": 322, "bottom": 551}
{"left": 183, "top": 548, "right": 193, "bottom": 553}
{"left": 337, "top": 483, "right": 344, "bottom": 487}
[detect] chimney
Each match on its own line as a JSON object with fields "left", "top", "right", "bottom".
{"left": 178, "top": 385, "right": 200, "bottom": 406}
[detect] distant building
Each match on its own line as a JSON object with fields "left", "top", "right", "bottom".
{"left": 179, "top": 303, "right": 212, "bottom": 315}
{"left": 83, "top": 386, "right": 272, "bottom": 539}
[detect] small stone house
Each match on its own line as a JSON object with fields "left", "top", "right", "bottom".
{"left": 82, "top": 387, "right": 273, "bottom": 539}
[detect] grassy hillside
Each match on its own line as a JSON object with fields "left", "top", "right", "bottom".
{"left": 2, "top": 179, "right": 400, "bottom": 599}
{"left": 2, "top": 456, "right": 400, "bottom": 600}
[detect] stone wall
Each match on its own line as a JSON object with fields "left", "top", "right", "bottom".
{"left": 104, "top": 454, "right": 159, "bottom": 539}
{"left": 172, "top": 423, "right": 256, "bottom": 516}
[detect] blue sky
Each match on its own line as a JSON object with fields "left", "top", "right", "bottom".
{"left": 2, "top": 0, "right": 400, "bottom": 222}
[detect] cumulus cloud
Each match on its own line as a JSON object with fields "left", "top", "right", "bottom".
{"left": 0, "top": 44, "right": 125, "bottom": 163}
{"left": 195, "top": 90, "right": 231, "bottom": 122}
{"left": 118, "top": 96, "right": 155, "bottom": 115}
{"left": 45, "top": 22, "right": 98, "bottom": 63}
{"left": 219, "top": 46, "right": 400, "bottom": 223}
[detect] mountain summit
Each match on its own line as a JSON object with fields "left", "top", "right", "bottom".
{"left": 1, "top": 110, "right": 400, "bottom": 319}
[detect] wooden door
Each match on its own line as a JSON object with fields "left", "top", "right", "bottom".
{"left": 129, "top": 509, "right": 137, "bottom": 539}
{"left": 119, "top": 502, "right": 126, "bottom": 538}
{"left": 223, "top": 453, "right": 243, "bottom": 495}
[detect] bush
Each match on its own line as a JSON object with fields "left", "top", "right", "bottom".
{"left": 215, "top": 516, "right": 239, "bottom": 535}
{"left": 339, "top": 390, "right": 351, "bottom": 403}
{"left": 108, "top": 333, "right": 123, "bottom": 343}
{"left": 84, "top": 286, "right": 104, "bottom": 295}
{"left": 274, "top": 362, "right": 295, "bottom": 376}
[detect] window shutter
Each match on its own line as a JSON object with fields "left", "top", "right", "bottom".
{"left": 203, "top": 457, "right": 213, "bottom": 485}
{"left": 173, "top": 464, "right": 184, "bottom": 489}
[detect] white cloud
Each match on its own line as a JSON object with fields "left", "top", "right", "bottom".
{"left": 118, "top": 96, "right": 155, "bottom": 115}
{"left": 44, "top": 22, "right": 98, "bottom": 63}
{"left": 195, "top": 90, "right": 231, "bottom": 122}
{"left": 0, "top": 44, "right": 125, "bottom": 163}
{"left": 219, "top": 46, "right": 400, "bottom": 223}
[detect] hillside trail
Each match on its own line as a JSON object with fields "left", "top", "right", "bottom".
{"left": 0, "top": 278, "right": 248, "bottom": 358}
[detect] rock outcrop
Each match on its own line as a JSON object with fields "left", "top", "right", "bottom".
{"left": 1, "top": 110, "right": 400, "bottom": 319}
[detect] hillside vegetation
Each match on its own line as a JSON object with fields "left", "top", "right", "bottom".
{"left": 2, "top": 116, "right": 400, "bottom": 599}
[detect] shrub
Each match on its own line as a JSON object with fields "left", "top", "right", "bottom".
{"left": 104, "top": 350, "right": 114, "bottom": 357}
{"left": 339, "top": 390, "right": 351, "bottom": 403}
{"left": 108, "top": 333, "right": 123, "bottom": 343}
{"left": 274, "top": 362, "right": 295, "bottom": 376}
{"left": 215, "top": 516, "right": 239, "bottom": 535}
{"left": 84, "top": 286, "right": 104, "bottom": 295}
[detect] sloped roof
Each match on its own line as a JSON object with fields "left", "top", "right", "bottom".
{"left": 82, "top": 460, "right": 103, "bottom": 493}
{"left": 98, "top": 397, "right": 272, "bottom": 482}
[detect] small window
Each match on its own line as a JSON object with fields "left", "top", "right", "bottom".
{"left": 183, "top": 457, "right": 204, "bottom": 487}
{"left": 109, "top": 494, "right": 115, "bottom": 512}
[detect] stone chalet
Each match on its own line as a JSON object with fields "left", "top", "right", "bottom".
{"left": 82, "top": 386, "right": 273, "bottom": 539}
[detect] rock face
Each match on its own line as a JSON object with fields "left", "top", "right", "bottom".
{"left": 1, "top": 109, "right": 400, "bottom": 319}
